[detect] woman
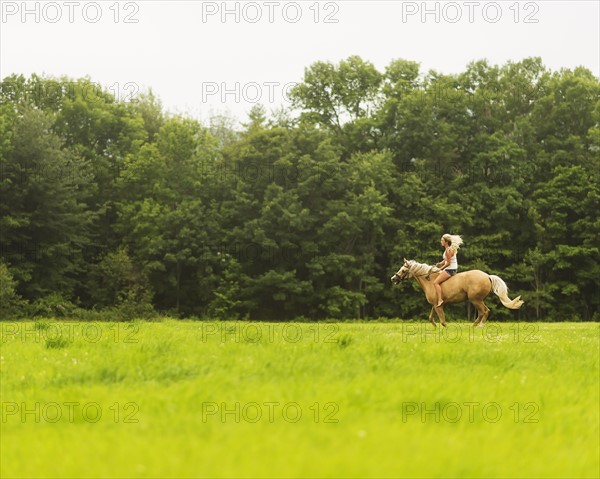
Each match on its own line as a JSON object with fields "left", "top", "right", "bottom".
{"left": 434, "top": 234, "right": 463, "bottom": 307}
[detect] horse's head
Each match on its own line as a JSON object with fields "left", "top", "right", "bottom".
{"left": 391, "top": 258, "right": 413, "bottom": 284}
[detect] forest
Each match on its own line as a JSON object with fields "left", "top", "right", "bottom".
{"left": 0, "top": 56, "right": 598, "bottom": 321}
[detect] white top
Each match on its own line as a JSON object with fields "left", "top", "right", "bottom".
{"left": 443, "top": 251, "right": 458, "bottom": 269}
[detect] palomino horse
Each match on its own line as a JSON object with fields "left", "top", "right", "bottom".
{"left": 391, "top": 259, "right": 524, "bottom": 327}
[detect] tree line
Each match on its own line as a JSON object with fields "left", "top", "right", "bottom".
{"left": 1, "top": 56, "right": 598, "bottom": 321}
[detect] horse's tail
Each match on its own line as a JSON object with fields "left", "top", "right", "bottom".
{"left": 489, "top": 275, "right": 524, "bottom": 309}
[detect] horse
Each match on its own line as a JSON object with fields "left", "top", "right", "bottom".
{"left": 391, "top": 259, "right": 524, "bottom": 327}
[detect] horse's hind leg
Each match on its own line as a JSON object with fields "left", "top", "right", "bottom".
{"left": 471, "top": 301, "right": 482, "bottom": 326}
{"left": 471, "top": 300, "right": 490, "bottom": 327}
{"left": 478, "top": 301, "right": 491, "bottom": 326}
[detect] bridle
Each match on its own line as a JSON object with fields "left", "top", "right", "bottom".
{"left": 393, "top": 263, "right": 440, "bottom": 282}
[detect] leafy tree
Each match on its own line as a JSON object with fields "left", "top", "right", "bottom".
{"left": 0, "top": 262, "right": 25, "bottom": 317}
{"left": 0, "top": 106, "right": 95, "bottom": 300}
{"left": 1, "top": 62, "right": 597, "bottom": 321}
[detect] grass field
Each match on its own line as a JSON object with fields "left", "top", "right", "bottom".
{"left": 1, "top": 320, "right": 598, "bottom": 478}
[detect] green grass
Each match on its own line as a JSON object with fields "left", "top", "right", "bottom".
{"left": 1, "top": 320, "right": 598, "bottom": 478}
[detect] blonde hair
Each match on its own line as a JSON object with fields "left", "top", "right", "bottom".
{"left": 442, "top": 234, "right": 463, "bottom": 254}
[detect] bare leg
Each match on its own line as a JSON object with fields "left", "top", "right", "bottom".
{"left": 434, "top": 272, "right": 449, "bottom": 307}
{"left": 434, "top": 283, "right": 443, "bottom": 307}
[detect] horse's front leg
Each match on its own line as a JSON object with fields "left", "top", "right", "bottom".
{"left": 428, "top": 306, "right": 437, "bottom": 327}
{"left": 434, "top": 304, "right": 448, "bottom": 327}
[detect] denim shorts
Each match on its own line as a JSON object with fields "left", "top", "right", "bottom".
{"left": 445, "top": 269, "right": 457, "bottom": 276}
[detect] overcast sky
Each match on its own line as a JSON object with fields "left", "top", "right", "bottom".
{"left": 1, "top": 1, "right": 598, "bottom": 123}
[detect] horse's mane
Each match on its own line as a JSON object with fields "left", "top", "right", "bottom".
{"left": 407, "top": 260, "right": 442, "bottom": 276}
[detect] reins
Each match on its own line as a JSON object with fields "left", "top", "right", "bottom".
{"left": 397, "top": 264, "right": 441, "bottom": 281}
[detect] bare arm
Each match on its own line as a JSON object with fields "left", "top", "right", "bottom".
{"left": 436, "top": 249, "right": 454, "bottom": 269}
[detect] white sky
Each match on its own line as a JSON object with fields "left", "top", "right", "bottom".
{"left": 1, "top": 1, "right": 598, "bottom": 124}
